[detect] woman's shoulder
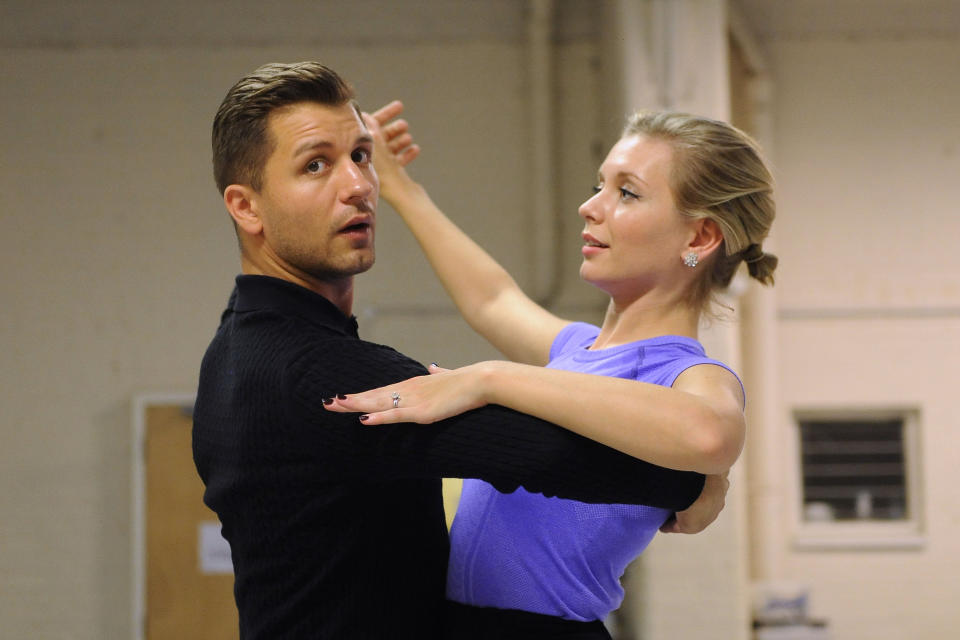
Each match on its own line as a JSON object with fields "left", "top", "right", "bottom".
{"left": 634, "top": 335, "right": 738, "bottom": 384}
{"left": 548, "top": 322, "right": 600, "bottom": 360}
{"left": 646, "top": 338, "right": 744, "bottom": 406}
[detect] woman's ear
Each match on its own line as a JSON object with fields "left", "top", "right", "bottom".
{"left": 687, "top": 218, "right": 724, "bottom": 261}
{"left": 223, "top": 185, "right": 263, "bottom": 236}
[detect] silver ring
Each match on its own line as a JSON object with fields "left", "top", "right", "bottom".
{"left": 391, "top": 392, "right": 400, "bottom": 408}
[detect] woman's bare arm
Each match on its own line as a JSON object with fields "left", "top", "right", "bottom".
{"left": 326, "top": 360, "right": 745, "bottom": 475}
{"left": 368, "top": 102, "right": 569, "bottom": 365}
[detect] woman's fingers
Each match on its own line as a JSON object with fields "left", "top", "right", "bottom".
{"left": 321, "top": 365, "right": 476, "bottom": 425}
{"left": 396, "top": 144, "right": 420, "bottom": 167}
{"left": 322, "top": 390, "right": 396, "bottom": 414}
{"left": 324, "top": 393, "right": 425, "bottom": 426}
{"left": 383, "top": 118, "right": 409, "bottom": 141}
{"left": 387, "top": 131, "right": 414, "bottom": 153}
{"left": 365, "top": 108, "right": 420, "bottom": 171}
{"left": 370, "top": 100, "right": 404, "bottom": 127}
{"left": 357, "top": 409, "right": 410, "bottom": 426}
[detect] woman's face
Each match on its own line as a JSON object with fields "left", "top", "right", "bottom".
{"left": 578, "top": 134, "right": 696, "bottom": 300}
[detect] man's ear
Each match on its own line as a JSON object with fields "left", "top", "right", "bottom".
{"left": 687, "top": 218, "right": 724, "bottom": 261}
{"left": 223, "top": 184, "right": 263, "bottom": 236}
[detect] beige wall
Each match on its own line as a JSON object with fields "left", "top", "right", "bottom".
{"left": 4, "top": 2, "right": 959, "bottom": 639}
{"left": 769, "top": 36, "right": 960, "bottom": 639}
{"left": 0, "top": 3, "right": 608, "bottom": 638}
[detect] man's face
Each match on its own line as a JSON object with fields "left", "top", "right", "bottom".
{"left": 252, "top": 101, "right": 379, "bottom": 282}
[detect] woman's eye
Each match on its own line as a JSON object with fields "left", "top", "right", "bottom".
{"left": 351, "top": 148, "right": 372, "bottom": 164}
{"left": 306, "top": 159, "right": 328, "bottom": 174}
{"left": 620, "top": 187, "right": 639, "bottom": 200}
{"left": 591, "top": 185, "right": 602, "bottom": 195}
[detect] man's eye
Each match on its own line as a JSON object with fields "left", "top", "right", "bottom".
{"left": 351, "top": 148, "right": 371, "bottom": 164}
{"left": 307, "top": 159, "right": 328, "bottom": 174}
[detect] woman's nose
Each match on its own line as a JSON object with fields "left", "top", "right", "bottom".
{"left": 578, "top": 191, "right": 603, "bottom": 222}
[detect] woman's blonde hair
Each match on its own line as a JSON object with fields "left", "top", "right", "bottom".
{"left": 623, "top": 111, "right": 778, "bottom": 310}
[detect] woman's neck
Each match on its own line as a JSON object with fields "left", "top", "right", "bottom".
{"left": 591, "top": 294, "right": 700, "bottom": 350}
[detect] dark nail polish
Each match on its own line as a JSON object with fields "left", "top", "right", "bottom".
{"left": 337, "top": 394, "right": 347, "bottom": 400}
{"left": 430, "top": 362, "right": 439, "bottom": 368}
{"left": 322, "top": 397, "right": 333, "bottom": 405}
{"left": 359, "top": 414, "right": 369, "bottom": 422}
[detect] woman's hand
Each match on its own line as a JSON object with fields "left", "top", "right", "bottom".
{"left": 364, "top": 100, "right": 421, "bottom": 202}
{"left": 323, "top": 363, "right": 493, "bottom": 425}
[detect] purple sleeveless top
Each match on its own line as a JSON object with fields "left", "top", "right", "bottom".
{"left": 446, "top": 322, "right": 741, "bottom": 621}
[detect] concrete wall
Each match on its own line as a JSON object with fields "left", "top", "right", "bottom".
{"left": 0, "top": 2, "right": 610, "bottom": 638}
{"left": 4, "top": 1, "right": 959, "bottom": 639}
{"left": 768, "top": 35, "right": 960, "bottom": 639}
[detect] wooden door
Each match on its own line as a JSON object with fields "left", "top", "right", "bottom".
{"left": 145, "top": 403, "right": 237, "bottom": 639}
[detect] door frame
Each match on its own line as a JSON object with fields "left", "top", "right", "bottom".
{"left": 130, "top": 392, "right": 197, "bottom": 640}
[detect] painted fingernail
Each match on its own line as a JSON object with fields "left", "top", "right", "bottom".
{"left": 359, "top": 415, "right": 369, "bottom": 422}
{"left": 337, "top": 394, "right": 347, "bottom": 400}
{"left": 430, "top": 362, "right": 439, "bottom": 368}
{"left": 322, "top": 397, "right": 333, "bottom": 405}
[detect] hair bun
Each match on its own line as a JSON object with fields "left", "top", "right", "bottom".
{"left": 743, "top": 245, "right": 777, "bottom": 285}
{"left": 742, "top": 244, "right": 763, "bottom": 263}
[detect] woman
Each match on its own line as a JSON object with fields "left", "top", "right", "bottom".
{"left": 326, "top": 103, "right": 777, "bottom": 638}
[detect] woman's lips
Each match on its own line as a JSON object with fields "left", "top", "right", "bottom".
{"left": 582, "top": 233, "right": 608, "bottom": 256}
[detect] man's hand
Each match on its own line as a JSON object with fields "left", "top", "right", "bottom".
{"left": 659, "top": 472, "right": 729, "bottom": 534}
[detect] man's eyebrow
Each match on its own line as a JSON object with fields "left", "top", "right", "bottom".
{"left": 293, "top": 134, "right": 373, "bottom": 158}
{"left": 293, "top": 139, "right": 333, "bottom": 157}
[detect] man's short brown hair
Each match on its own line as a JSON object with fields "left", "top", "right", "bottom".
{"left": 212, "top": 61, "right": 355, "bottom": 195}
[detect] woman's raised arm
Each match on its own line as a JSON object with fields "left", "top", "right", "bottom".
{"left": 367, "top": 102, "right": 569, "bottom": 366}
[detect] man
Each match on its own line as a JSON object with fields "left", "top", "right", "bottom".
{"left": 193, "top": 61, "right": 727, "bottom": 639}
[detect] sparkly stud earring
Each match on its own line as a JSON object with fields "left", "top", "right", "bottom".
{"left": 683, "top": 251, "right": 699, "bottom": 268}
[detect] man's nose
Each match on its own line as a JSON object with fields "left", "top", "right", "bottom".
{"left": 337, "top": 161, "right": 375, "bottom": 200}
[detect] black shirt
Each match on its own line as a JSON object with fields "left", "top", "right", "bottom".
{"left": 193, "top": 275, "right": 704, "bottom": 639}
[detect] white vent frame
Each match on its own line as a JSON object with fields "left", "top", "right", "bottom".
{"left": 790, "top": 407, "right": 925, "bottom": 551}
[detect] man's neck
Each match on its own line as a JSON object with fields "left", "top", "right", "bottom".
{"left": 240, "top": 256, "right": 355, "bottom": 317}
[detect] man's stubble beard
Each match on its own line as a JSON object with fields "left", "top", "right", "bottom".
{"left": 300, "top": 247, "right": 375, "bottom": 283}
